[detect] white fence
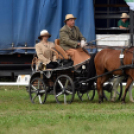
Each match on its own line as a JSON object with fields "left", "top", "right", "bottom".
{"left": 0, "top": 75, "right": 30, "bottom": 86}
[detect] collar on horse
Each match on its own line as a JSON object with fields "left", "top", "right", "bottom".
{"left": 120, "top": 48, "right": 126, "bottom": 75}
{"left": 120, "top": 49, "right": 125, "bottom": 66}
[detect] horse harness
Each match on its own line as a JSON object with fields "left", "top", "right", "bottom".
{"left": 120, "top": 49, "right": 125, "bottom": 66}
{"left": 119, "top": 47, "right": 134, "bottom": 75}
{"left": 126, "top": 49, "right": 134, "bottom": 65}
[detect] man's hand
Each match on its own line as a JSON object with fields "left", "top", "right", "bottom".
{"left": 119, "top": 26, "right": 127, "bottom": 29}
{"left": 81, "top": 40, "right": 87, "bottom": 48}
{"left": 77, "top": 42, "right": 81, "bottom": 45}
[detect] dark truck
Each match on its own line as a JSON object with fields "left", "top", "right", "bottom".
{"left": 0, "top": 53, "right": 33, "bottom": 77}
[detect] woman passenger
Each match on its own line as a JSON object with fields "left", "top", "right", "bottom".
{"left": 35, "top": 30, "right": 58, "bottom": 70}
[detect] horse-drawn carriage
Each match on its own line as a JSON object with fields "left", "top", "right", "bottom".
{"left": 28, "top": 39, "right": 124, "bottom": 104}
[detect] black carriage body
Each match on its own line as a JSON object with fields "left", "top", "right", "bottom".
{"left": 28, "top": 59, "right": 96, "bottom": 104}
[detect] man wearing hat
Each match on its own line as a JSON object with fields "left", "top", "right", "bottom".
{"left": 60, "top": 14, "right": 90, "bottom": 65}
{"left": 118, "top": 13, "right": 130, "bottom": 29}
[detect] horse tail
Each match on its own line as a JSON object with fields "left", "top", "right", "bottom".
{"left": 87, "top": 53, "right": 97, "bottom": 87}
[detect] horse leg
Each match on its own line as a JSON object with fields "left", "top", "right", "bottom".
{"left": 121, "top": 76, "right": 133, "bottom": 103}
{"left": 128, "top": 81, "right": 134, "bottom": 102}
{"left": 101, "top": 75, "right": 111, "bottom": 102}
{"left": 97, "top": 76, "right": 109, "bottom": 103}
{"left": 112, "top": 78, "right": 134, "bottom": 102}
{"left": 111, "top": 76, "right": 124, "bottom": 102}
{"left": 97, "top": 77, "right": 103, "bottom": 103}
{"left": 127, "top": 70, "right": 134, "bottom": 102}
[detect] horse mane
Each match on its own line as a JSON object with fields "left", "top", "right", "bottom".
{"left": 125, "top": 46, "right": 134, "bottom": 52}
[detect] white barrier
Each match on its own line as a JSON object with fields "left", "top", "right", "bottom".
{"left": 0, "top": 75, "right": 31, "bottom": 86}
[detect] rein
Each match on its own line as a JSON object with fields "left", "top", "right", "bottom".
{"left": 80, "top": 64, "right": 134, "bottom": 84}
{"left": 125, "top": 49, "right": 134, "bottom": 53}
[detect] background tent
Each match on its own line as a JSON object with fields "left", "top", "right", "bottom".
{"left": 0, "top": 0, "right": 95, "bottom": 54}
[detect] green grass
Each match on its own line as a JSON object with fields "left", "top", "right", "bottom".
{"left": 0, "top": 86, "right": 134, "bottom": 134}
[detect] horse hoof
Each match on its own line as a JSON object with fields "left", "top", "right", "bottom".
{"left": 111, "top": 98, "right": 115, "bottom": 102}
{"left": 121, "top": 101, "right": 126, "bottom": 104}
{"left": 111, "top": 100, "right": 115, "bottom": 103}
{"left": 98, "top": 101, "right": 101, "bottom": 104}
{"left": 130, "top": 99, "right": 134, "bottom": 103}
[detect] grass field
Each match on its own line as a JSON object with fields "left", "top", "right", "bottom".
{"left": 0, "top": 86, "right": 134, "bottom": 134}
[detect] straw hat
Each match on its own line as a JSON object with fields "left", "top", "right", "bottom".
{"left": 64, "top": 14, "right": 77, "bottom": 23}
{"left": 120, "top": 13, "right": 129, "bottom": 19}
{"left": 38, "top": 30, "right": 51, "bottom": 40}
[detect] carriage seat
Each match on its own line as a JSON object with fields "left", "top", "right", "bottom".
{"left": 55, "top": 39, "right": 69, "bottom": 60}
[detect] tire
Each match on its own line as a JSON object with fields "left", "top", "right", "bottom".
{"left": 113, "top": 82, "right": 123, "bottom": 101}
{"left": 54, "top": 75, "right": 75, "bottom": 104}
{"left": 103, "top": 82, "right": 123, "bottom": 101}
{"left": 77, "top": 83, "right": 95, "bottom": 101}
{"left": 87, "top": 84, "right": 96, "bottom": 101}
{"left": 29, "top": 77, "right": 47, "bottom": 104}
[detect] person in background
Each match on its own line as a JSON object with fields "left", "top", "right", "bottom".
{"left": 60, "top": 14, "right": 90, "bottom": 66}
{"left": 118, "top": 13, "right": 130, "bottom": 29}
{"left": 35, "top": 30, "right": 58, "bottom": 70}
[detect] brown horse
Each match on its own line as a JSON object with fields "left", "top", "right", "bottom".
{"left": 88, "top": 47, "right": 134, "bottom": 103}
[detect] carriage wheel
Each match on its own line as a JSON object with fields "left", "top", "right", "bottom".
{"left": 112, "top": 82, "right": 123, "bottom": 101}
{"left": 77, "top": 91, "right": 85, "bottom": 101}
{"left": 54, "top": 75, "right": 75, "bottom": 104}
{"left": 87, "top": 84, "right": 96, "bottom": 101}
{"left": 77, "top": 84, "right": 95, "bottom": 101}
{"left": 103, "top": 82, "right": 122, "bottom": 101}
{"left": 29, "top": 77, "right": 47, "bottom": 104}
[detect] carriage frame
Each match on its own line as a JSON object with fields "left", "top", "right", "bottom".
{"left": 28, "top": 56, "right": 123, "bottom": 104}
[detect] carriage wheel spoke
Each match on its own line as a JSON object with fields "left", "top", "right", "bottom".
{"left": 64, "top": 94, "right": 67, "bottom": 104}
{"left": 116, "top": 91, "right": 120, "bottom": 95}
{"left": 87, "top": 92, "right": 90, "bottom": 99}
{"left": 38, "top": 81, "right": 40, "bottom": 89}
{"left": 65, "top": 79, "right": 69, "bottom": 88}
{"left": 56, "top": 91, "right": 63, "bottom": 97}
{"left": 32, "top": 94, "right": 37, "bottom": 102}
{"left": 66, "top": 86, "right": 72, "bottom": 90}
{"left": 58, "top": 80, "right": 64, "bottom": 90}
{"left": 81, "top": 93, "right": 83, "bottom": 101}
{"left": 39, "top": 90, "right": 46, "bottom": 94}
{"left": 31, "top": 85, "right": 37, "bottom": 91}
{"left": 80, "top": 94, "right": 83, "bottom": 98}
{"left": 31, "top": 90, "right": 37, "bottom": 93}
{"left": 65, "top": 90, "right": 73, "bottom": 95}
{"left": 38, "top": 95, "right": 42, "bottom": 104}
